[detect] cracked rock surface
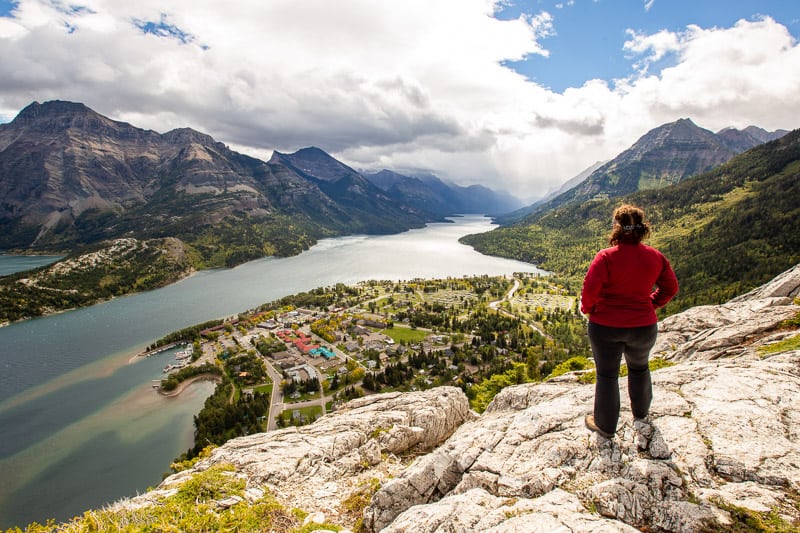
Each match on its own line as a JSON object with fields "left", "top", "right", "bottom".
{"left": 116, "top": 264, "right": 800, "bottom": 532}
{"left": 364, "top": 351, "right": 800, "bottom": 532}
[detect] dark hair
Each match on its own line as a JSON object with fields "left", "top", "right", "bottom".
{"left": 608, "top": 204, "right": 651, "bottom": 245}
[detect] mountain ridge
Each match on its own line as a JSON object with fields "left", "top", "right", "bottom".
{"left": 364, "top": 169, "right": 523, "bottom": 216}
{"left": 0, "top": 100, "right": 521, "bottom": 258}
{"left": 514, "top": 118, "right": 788, "bottom": 222}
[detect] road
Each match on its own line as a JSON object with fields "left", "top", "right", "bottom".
{"left": 489, "top": 277, "right": 520, "bottom": 311}
{"left": 488, "top": 277, "right": 545, "bottom": 335}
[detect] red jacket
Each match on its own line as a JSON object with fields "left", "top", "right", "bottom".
{"left": 580, "top": 243, "right": 678, "bottom": 327}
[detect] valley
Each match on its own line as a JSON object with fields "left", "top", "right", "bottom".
{"left": 1, "top": 100, "right": 799, "bottom": 531}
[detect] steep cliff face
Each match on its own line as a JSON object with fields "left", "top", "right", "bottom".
{"left": 111, "top": 265, "right": 800, "bottom": 532}
{"left": 0, "top": 101, "right": 274, "bottom": 246}
{"left": 0, "top": 101, "right": 435, "bottom": 250}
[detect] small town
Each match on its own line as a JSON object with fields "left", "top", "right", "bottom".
{"left": 146, "top": 273, "right": 584, "bottom": 460}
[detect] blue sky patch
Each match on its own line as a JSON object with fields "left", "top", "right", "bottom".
{"left": 0, "top": 0, "right": 16, "bottom": 17}
{"left": 494, "top": 0, "right": 800, "bottom": 92}
{"left": 133, "top": 13, "right": 194, "bottom": 44}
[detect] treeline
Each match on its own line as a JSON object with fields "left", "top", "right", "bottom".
{"left": 273, "top": 283, "right": 363, "bottom": 310}
{"left": 282, "top": 377, "right": 321, "bottom": 396}
{"left": 183, "top": 385, "right": 270, "bottom": 460}
{"left": 173, "top": 351, "right": 270, "bottom": 461}
{"left": 148, "top": 319, "right": 224, "bottom": 350}
{"left": 179, "top": 213, "right": 324, "bottom": 268}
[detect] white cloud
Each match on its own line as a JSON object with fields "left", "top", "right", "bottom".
{"left": 0, "top": 2, "right": 798, "bottom": 200}
{"left": 623, "top": 28, "right": 681, "bottom": 74}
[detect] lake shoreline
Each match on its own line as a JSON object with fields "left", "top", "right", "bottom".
{"left": 0, "top": 215, "right": 543, "bottom": 528}
{"left": 158, "top": 374, "right": 222, "bottom": 398}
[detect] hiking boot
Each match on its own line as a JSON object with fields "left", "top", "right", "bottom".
{"left": 584, "top": 415, "right": 614, "bottom": 439}
{"left": 633, "top": 416, "right": 653, "bottom": 439}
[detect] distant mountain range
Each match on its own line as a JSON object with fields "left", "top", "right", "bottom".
{"left": 0, "top": 100, "right": 518, "bottom": 259}
{"left": 364, "top": 169, "right": 522, "bottom": 217}
{"left": 504, "top": 118, "right": 788, "bottom": 224}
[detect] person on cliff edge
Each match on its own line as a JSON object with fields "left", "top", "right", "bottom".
{"left": 581, "top": 204, "right": 678, "bottom": 439}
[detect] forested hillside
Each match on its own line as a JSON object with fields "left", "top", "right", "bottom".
{"left": 461, "top": 129, "right": 800, "bottom": 315}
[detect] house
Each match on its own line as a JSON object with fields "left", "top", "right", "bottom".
{"left": 344, "top": 341, "right": 360, "bottom": 352}
{"left": 350, "top": 325, "right": 370, "bottom": 336}
{"left": 359, "top": 318, "right": 387, "bottom": 329}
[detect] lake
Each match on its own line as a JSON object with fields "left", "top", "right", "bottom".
{"left": 0, "top": 254, "right": 62, "bottom": 276}
{"left": 0, "top": 215, "right": 544, "bottom": 528}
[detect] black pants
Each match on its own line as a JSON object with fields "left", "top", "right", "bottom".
{"left": 588, "top": 322, "right": 658, "bottom": 435}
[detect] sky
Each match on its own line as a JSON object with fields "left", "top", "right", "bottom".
{"left": 0, "top": 0, "right": 798, "bottom": 200}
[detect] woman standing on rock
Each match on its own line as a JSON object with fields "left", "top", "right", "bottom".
{"left": 581, "top": 204, "right": 678, "bottom": 439}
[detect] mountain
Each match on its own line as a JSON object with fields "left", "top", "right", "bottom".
{"left": 717, "top": 125, "right": 789, "bottom": 151}
{"left": 461, "top": 127, "right": 800, "bottom": 314}
{"left": 364, "top": 169, "right": 523, "bottom": 216}
{"left": 0, "top": 101, "right": 435, "bottom": 260}
{"left": 46, "top": 264, "right": 800, "bottom": 532}
{"left": 269, "top": 148, "right": 434, "bottom": 233}
{"left": 525, "top": 118, "right": 787, "bottom": 217}
{"left": 494, "top": 160, "right": 606, "bottom": 225}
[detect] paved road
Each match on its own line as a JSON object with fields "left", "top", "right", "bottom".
{"left": 263, "top": 359, "right": 285, "bottom": 430}
{"left": 488, "top": 277, "right": 545, "bottom": 335}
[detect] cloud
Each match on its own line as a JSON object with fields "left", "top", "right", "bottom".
{"left": 0, "top": 2, "right": 798, "bottom": 200}
{"left": 623, "top": 28, "right": 681, "bottom": 74}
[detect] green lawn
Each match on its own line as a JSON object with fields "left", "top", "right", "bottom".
{"left": 278, "top": 405, "right": 323, "bottom": 423}
{"left": 379, "top": 326, "right": 428, "bottom": 344}
{"left": 252, "top": 382, "right": 273, "bottom": 395}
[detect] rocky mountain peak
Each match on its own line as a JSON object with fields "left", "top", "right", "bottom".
{"left": 111, "top": 263, "right": 800, "bottom": 532}
{"left": 271, "top": 146, "right": 361, "bottom": 183}
{"left": 521, "top": 118, "right": 787, "bottom": 220}
{"left": 162, "top": 127, "right": 219, "bottom": 148}
{"left": 618, "top": 117, "right": 727, "bottom": 163}
{"left": 7, "top": 99, "right": 139, "bottom": 137}
{"left": 14, "top": 100, "right": 95, "bottom": 121}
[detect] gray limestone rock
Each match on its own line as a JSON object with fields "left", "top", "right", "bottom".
{"left": 363, "top": 351, "right": 800, "bottom": 532}
{"left": 114, "top": 264, "right": 800, "bottom": 532}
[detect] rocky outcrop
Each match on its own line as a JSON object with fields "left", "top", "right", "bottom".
{"left": 364, "top": 351, "right": 800, "bottom": 532}
{"left": 112, "top": 265, "right": 800, "bottom": 532}
{"left": 119, "top": 387, "right": 474, "bottom": 526}
{"left": 653, "top": 263, "right": 800, "bottom": 361}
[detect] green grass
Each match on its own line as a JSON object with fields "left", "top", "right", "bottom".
{"left": 6, "top": 464, "right": 315, "bottom": 533}
{"left": 285, "top": 390, "right": 322, "bottom": 403}
{"left": 758, "top": 334, "right": 800, "bottom": 356}
{"left": 253, "top": 382, "right": 273, "bottom": 395}
{"left": 379, "top": 326, "right": 429, "bottom": 344}
{"left": 700, "top": 496, "right": 800, "bottom": 533}
{"left": 278, "top": 405, "right": 323, "bottom": 422}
